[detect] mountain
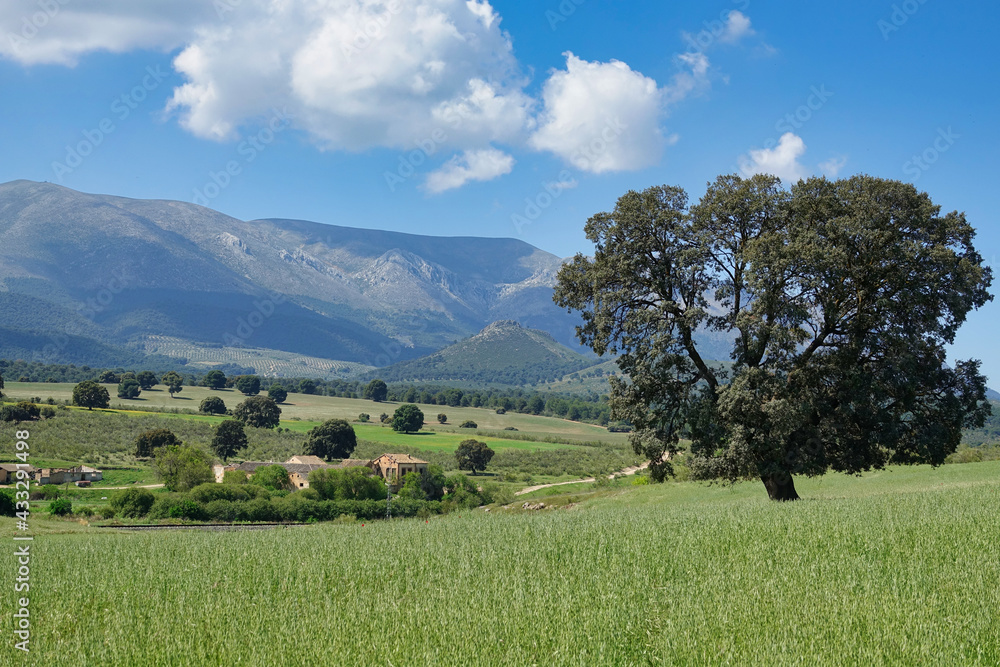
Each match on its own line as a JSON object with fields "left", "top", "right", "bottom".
{"left": 370, "top": 320, "right": 597, "bottom": 386}
{"left": 0, "top": 180, "right": 586, "bottom": 376}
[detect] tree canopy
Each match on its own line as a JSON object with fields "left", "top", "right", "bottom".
{"left": 136, "top": 370, "right": 158, "bottom": 390}
{"left": 154, "top": 445, "right": 214, "bottom": 492}
{"left": 554, "top": 174, "right": 993, "bottom": 500}
{"left": 267, "top": 384, "right": 288, "bottom": 404}
{"left": 235, "top": 375, "right": 261, "bottom": 396}
{"left": 118, "top": 378, "right": 141, "bottom": 399}
{"left": 203, "top": 370, "right": 227, "bottom": 390}
{"left": 233, "top": 395, "right": 281, "bottom": 429}
{"left": 199, "top": 396, "right": 227, "bottom": 415}
{"left": 391, "top": 404, "right": 424, "bottom": 434}
{"left": 364, "top": 379, "right": 388, "bottom": 402}
{"left": 73, "top": 380, "right": 110, "bottom": 410}
{"left": 303, "top": 418, "right": 358, "bottom": 461}
{"left": 212, "top": 420, "right": 249, "bottom": 462}
{"left": 455, "top": 439, "right": 495, "bottom": 475}
{"left": 134, "top": 428, "right": 181, "bottom": 458}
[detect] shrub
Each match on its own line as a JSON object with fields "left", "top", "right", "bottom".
{"left": 222, "top": 470, "right": 249, "bottom": 485}
{"left": 244, "top": 498, "right": 278, "bottom": 522}
{"left": 249, "top": 465, "right": 291, "bottom": 492}
{"left": 199, "top": 396, "right": 227, "bottom": 415}
{"left": 99, "top": 506, "right": 117, "bottom": 519}
{"left": 479, "top": 482, "right": 514, "bottom": 506}
{"left": 358, "top": 413, "right": 370, "bottom": 423}
{"left": 169, "top": 499, "right": 208, "bottom": 521}
{"left": 459, "top": 420, "right": 477, "bottom": 429}
{"left": 205, "top": 499, "right": 239, "bottom": 522}
{"left": 495, "top": 408, "right": 506, "bottom": 415}
{"left": 189, "top": 483, "right": 251, "bottom": 504}
{"left": 48, "top": 498, "right": 73, "bottom": 516}
{"left": 0, "top": 490, "right": 15, "bottom": 517}
{"left": 437, "top": 413, "right": 447, "bottom": 424}
{"left": 110, "top": 488, "right": 156, "bottom": 518}
{"left": 504, "top": 426, "right": 518, "bottom": 431}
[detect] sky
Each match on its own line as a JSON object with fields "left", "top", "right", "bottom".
{"left": 0, "top": 0, "right": 998, "bottom": 384}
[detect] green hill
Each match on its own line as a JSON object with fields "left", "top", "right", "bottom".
{"left": 371, "top": 320, "right": 597, "bottom": 386}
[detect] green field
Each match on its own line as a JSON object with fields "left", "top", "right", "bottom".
{"left": 3, "top": 381, "right": 624, "bottom": 444}
{"left": 3, "top": 462, "right": 998, "bottom": 665}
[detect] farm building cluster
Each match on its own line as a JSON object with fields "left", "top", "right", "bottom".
{"left": 214, "top": 453, "right": 428, "bottom": 490}
{"left": 0, "top": 464, "right": 103, "bottom": 486}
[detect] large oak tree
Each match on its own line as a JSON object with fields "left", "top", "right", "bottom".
{"left": 554, "top": 174, "right": 992, "bottom": 500}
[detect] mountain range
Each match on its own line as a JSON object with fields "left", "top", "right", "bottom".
{"left": 0, "top": 180, "right": 587, "bottom": 376}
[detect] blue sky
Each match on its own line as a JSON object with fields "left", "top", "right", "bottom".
{"left": 1, "top": 0, "right": 998, "bottom": 383}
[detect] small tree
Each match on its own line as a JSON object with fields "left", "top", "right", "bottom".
{"left": 303, "top": 418, "right": 358, "bottom": 461}
{"left": 437, "top": 413, "right": 447, "bottom": 424}
{"left": 117, "top": 378, "right": 141, "bottom": 399}
{"left": 267, "top": 384, "right": 288, "bottom": 404}
{"left": 73, "top": 381, "right": 110, "bottom": 410}
{"left": 233, "top": 396, "right": 282, "bottom": 429}
{"left": 48, "top": 498, "right": 73, "bottom": 516}
{"left": 136, "top": 370, "right": 158, "bottom": 390}
{"left": 309, "top": 467, "right": 385, "bottom": 500}
{"left": 134, "top": 428, "right": 181, "bottom": 458}
{"left": 203, "top": 370, "right": 227, "bottom": 390}
{"left": 455, "top": 439, "right": 495, "bottom": 475}
{"left": 391, "top": 404, "right": 424, "bottom": 433}
{"left": 222, "top": 469, "right": 248, "bottom": 485}
{"left": 98, "top": 370, "right": 120, "bottom": 384}
{"left": 364, "top": 379, "right": 388, "bottom": 402}
{"left": 249, "top": 464, "right": 291, "bottom": 492}
{"left": 459, "top": 420, "right": 477, "bottom": 429}
{"left": 298, "top": 379, "right": 317, "bottom": 395}
{"left": 357, "top": 413, "right": 370, "bottom": 423}
{"left": 199, "top": 396, "right": 227, "bottom": 415}
{"left": 212, "top": 420, "right": 249, "bottom": 462}
{"left": 154, "top": 445, "right": 214, "bottom": 492}
{"left": 110, "top": 488, "right": 156, "bottom": 518}
{"left": 162, "top": 371, "right": 183, "bottom": 399}
{"left": 235, "top": 375, "right": 261, "bottom": 396}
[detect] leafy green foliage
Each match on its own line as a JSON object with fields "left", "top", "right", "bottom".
{"left": 154, "top": 445, "right": 214, "bottom": 491}
{"left": 133, "top": 428, "right": 181, "bottom": 458}
{"left": 0, "top": 401, "right": 40, "bottom": 422}
{"left": 199, "top": 396, "right": 227, "bottom": 415}
{"left": 303, "top": 418, "right": 357, "bottom": 461}
{"left": 249, "top": 464, "right": 291, "bottom": 492}
{"left": 437, "top": 413, "right": 447, "bottom": 424}
{"left": 364, "top": 379, "right": 388, "bottom": 402}
{"left": 211, "top": 420, "right": 249, "bottom": 462}
{"left": 98, "top": 370, "right": 120, "bottom": 384}
{"left": 458, "top": 420, "right": 477, "bottom": 429}
{"left": 0, "top": 489, "right": 15, "bottom": 516}
{"left": 556, "top": 174, "right": 993, "bottom": 500}
{"left": 117, "top": 378, "right": 141, "bottom": 399}
{"left": 72, "top": 380, "right": 110, "bottom": 410}
{"left": 267, "top": 384, "right": 288, "bottom": 404}
{"left": 391, "top": 404, "right": 424, "bottom": 434}
{"left": 48, "top": 497, "right": 73, "bottom": 516}
{"left": 298, "top": 379, "right": 317, "bottom": 394}
{"left": 309, "top": 467, "right": 386, "bottom": 501}
{"left": 203, "top": 370, "right": 226, "bottom": 390}
{"left": 235, "top": 375, "right": 261, "bottom": 396}
{"left": 222, "top": 469, "right": 249, "bottom": 485}
{"left": 136, "top": 371, "right": 158, "bottom": 390}
{"left": 109, "top": 488, "right": 156, "bottom": 518}
{"left": 233, "top": 396, "right": 281, "bottom": 429}
{"left": 455, "top": 439, "right": 495, "bottom": 475}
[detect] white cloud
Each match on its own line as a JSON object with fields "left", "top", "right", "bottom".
{"left": 425, "top": 148, "right": 514, "bottom": 193}
{"left": 531, "top": 53, "right": 675, "bottom": 174}
{"left": 819, "top": 156, "right": 848, "bottom": 177}
{"left": 719, "top": 11, "right": 755, "bottom": 44}
{"left": 739, "top": 132, "right": 808, "bottom": 183}
{"left": 1, "top": 1, "right": 754, "bottom": 189}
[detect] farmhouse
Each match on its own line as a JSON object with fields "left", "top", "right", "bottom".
{"left": 0, "top": 464, "right": 36, "bottom": 484}
{"left": 370, "top": 454, "right": 429, "bottom": 490}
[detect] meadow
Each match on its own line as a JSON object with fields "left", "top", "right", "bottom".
{"left": 2, "top": 461, "right": 998, "bottom": 665}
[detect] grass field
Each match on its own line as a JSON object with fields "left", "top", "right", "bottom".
{"left": 3, "top": 461, "right": 998, "bottom": 665}
{"left": 3, "top": 381, "right": 625, "bottom": 444}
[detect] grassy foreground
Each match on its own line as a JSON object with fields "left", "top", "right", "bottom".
{"left": 3, "top": 462, "right": 999, "bottom": 665}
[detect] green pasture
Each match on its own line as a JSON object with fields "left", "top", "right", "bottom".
{"left": 2, "top": 461, "right": 998, "bottom": 665}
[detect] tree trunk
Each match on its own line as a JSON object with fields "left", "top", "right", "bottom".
{"left": 761, "top": 472, "right": 800, "bottom": 501}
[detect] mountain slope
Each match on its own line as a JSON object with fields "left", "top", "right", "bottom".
{"left": 371, "top": 320, "right": 598, "bottom": 386}
{"left": 0, "top": 180, "right": 582, "bottom": 372}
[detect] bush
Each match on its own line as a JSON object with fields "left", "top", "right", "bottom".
{"left": 504, "top": 426, "right": 518, "bottom": 431}
{"left": 437, "top": 413, "right": 447, "bottom": 424}
{"left": 199, "top": 396, "right": 227, "bottom": 415}
{"left": 188, "top": 483, "right": 251, "bottom": 504}
{"left": 0, "top": 490, "right": 15, "bottom": 517}
{"left": 495, "top": 408, "right": 506, "bottom": 415}
{"left": 222, "top": 469, "right": 249, "bottom": 485}
{"left": 110, "top": 488, "right": 156, "bottom": 518}
{"left": 459, "top": 420, "right": 477, "bottom": 429}
{"left": 358, "top": 413, "right": 370, "bottom": 423}
{"left": 479, "top": 482, "right": 514, "bottom": 506}
{"left": 48, "top": 498, "right": 73, "bottom": 516}
{"left": 99, "top": 506, "right": 117, "bottom": 519}
{"left": 205, "top": 499, "right": 239, "bottom": 522}
{"left": 244, "top": 498, "right": 278, "bottom": 522}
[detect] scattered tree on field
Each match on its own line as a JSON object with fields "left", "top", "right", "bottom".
{"left": 554, "top": 174, "right": 993, "bottom": 501}
{"left": 267, "top": 384, "right": 288, "bottom": 404}
{"left": 364, "top": 379, "right": 388, "bottom": 402}
{"left": 199, "top": 396, "right": 227, "bottom": 415}
{"left": 134, "top": 428, "right": 181, "bottom": 458}
{"left": 437, "top": 413, "right": 447, "bottom": 424}
{"left": 391, "top": 404, "right": 424, "bottom": 433}
{"left": 235, "top": 375, "right": 261, "bottom": 396}
{"left": 117, "top": 378, "right": 141, "bottom": 399}
{"left": 73, "top": 380, "right": 110, "bottom": 410}
{"left": 303, "top": 418, "right": 357, "bottom": 461}
{"left": 455, "top": 439, "right": 495, "bottom": 475}
{"left": 298, "top": 379, "right": 317, "bottom": 395}
{"left": 98, "top": 370, "right": 120, "bottom": 384}
{"left": 212, "top": 420, "right": 249, "bottom": 462}
{"left": 233, "top": 395, "right": 282, "bottom": 429}
{"left": 357, "top": 413, "right": 370, "bottom": 423}
{"left": 154, "top": 445, "right": 214, "bottom": 491}
{"left": 459, "top": 420, "right": 477, "bottom": 429}
{"left": 203, "top": 370, "right": 227, "bottom": 390}
{"left": 136, "top": 370, "right": 158, "bottom": 390}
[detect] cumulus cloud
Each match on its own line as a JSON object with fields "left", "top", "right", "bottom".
{"left": 819, "top": 156, "right": 848, "bottom": 177}
{"left": 425, "top": 148, "right": 514, "bottom": 193}
{"left": 739, "top": 132, "right": 808, "bottom": 183}
{"left": 1, "top": 1, "right": 759, "bottom": 189}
